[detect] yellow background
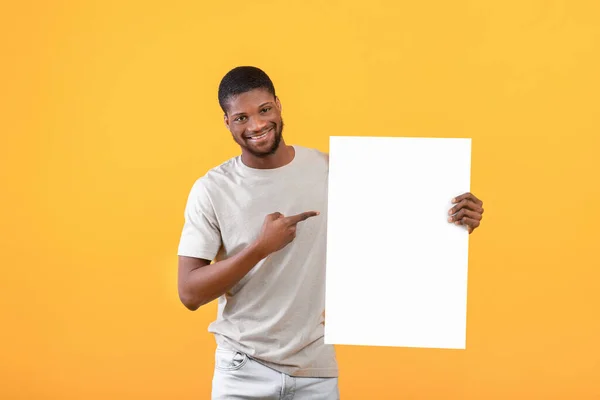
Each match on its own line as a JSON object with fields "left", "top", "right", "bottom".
{"left": 1, "top": 1, "right": 599, "bottom": 399}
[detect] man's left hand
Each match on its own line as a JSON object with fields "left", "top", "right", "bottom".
{"left": 448, "top": 192, "right": 484, "bottom": 234}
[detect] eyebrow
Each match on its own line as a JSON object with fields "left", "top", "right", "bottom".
{"left": 231, "top": 102, "right": 274, "bottom": 118}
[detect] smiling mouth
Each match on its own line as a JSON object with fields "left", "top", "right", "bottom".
{"left": 246, "top": 127, "right": 273, "bottom": 141}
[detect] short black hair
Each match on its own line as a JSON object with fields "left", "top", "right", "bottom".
{"left": 218, "top": 66, "right": 276, "bottom": 114}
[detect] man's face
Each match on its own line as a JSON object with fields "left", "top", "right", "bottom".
{"left": 224, "top": 88, "right": 283, "bottom": 158}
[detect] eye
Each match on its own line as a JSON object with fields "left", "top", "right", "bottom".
{"left": 234, "top": 116, "right": 247, "bottom": 122}
{"left": 260, "top": 107, "right": 272, "bottom": 113}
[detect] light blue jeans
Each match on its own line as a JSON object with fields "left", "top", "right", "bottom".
{"left": 211, "top": 347, "right": 339, "bottom": 399}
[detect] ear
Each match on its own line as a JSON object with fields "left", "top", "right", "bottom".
{"left": 275, "top": 96, "right": 282, "bottom": 112}
{"left": 223, "top": 113, "right": 230, "bottom": 130}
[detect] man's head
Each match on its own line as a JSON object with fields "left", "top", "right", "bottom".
{"left": 218, "top": 66, "right": 284, "bottom": 158}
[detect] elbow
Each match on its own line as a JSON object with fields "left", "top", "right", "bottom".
{"left": 178, "top": 291, "right": 205, "bottom": 311}
{"left": 182, "top": 300, "right": 200, "bottom": 311}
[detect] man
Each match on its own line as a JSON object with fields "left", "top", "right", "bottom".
{"left": 177, "top": 66, "right": 484, "bottom": 399}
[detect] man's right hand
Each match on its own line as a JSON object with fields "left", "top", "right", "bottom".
{"left": 255, "top": 211, "right": 320, "bottom": 256}
{"left": 178, "top": 210, "right": 320, "bottom": 310}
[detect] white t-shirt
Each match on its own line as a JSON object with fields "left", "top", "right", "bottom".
{"left": 177, "top": 145, "right": 338, "bottom": 378}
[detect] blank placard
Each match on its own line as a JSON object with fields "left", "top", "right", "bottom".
{"left": 324, "top": 136, "right": 471, "bottom": 349}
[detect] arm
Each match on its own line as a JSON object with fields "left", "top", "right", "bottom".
{"left": 177, "top": 211, "right": 320, "bottom": 311}
{"left": 177, "top": 242, "right": 267, "bottom": 311}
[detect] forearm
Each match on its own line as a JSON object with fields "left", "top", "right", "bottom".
{"left": 180, "top": 242, "right": 267, "bottom": 310}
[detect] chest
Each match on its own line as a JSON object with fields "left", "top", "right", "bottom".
{"left": 214, "top": 169, "right": 329, "bottom": 255}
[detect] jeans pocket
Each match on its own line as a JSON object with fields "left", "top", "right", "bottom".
{"left": 214, "top": 348, "right": 248, "bottom": 371}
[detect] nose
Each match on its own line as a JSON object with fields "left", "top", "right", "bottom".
{"left": 247, "top": 116, "right": 268, "bottom": 133}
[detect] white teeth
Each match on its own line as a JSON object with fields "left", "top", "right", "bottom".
{"left": 249, "top": 132, "right": 268, "bottom": 140}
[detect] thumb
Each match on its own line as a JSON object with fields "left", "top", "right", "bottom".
{"left": 268, "top": 212, "right": 283, "bottom": 220}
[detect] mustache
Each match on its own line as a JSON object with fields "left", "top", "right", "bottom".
{"left": 246, "top": 123, "right": 277, "bottom": 137}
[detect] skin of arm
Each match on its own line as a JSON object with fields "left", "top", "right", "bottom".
{"left": 177, "top": 242, "right": 267, "bottom": 311}
{"left": 178, "top": 211, "right": 319, "bottom": 310}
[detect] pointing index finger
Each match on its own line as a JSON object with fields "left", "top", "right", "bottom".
{"left": 285, "top": 211, "right": 320, "bottom": 225}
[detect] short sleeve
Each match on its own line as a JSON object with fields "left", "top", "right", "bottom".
{"left": 177, "top": 178, "right": 222, "bottom": 260}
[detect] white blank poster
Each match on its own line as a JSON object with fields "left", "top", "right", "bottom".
{"left": 324, "top": 136, "right": 472, "bottom": 349}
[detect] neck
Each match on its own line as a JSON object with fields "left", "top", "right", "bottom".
{"left": 241, "top": 140, "right": 294, "bottom": 170}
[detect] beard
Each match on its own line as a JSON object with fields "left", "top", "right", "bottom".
{"left": 235, "top": 119, "right": 284, "bottom": 158}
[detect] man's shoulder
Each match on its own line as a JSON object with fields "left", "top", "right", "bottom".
{"left": 295, "top": 145, "right": 329, "bottom": 164}
{"left": 205, "top": 156, "right": 239, "bottom": 178}
{"left": 188, "top": 156, "right": 239, "bottom": 194}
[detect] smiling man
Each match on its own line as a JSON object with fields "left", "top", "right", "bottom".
{"left": 177, "top": 66, "right": 484, "bottom": 399}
